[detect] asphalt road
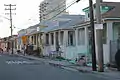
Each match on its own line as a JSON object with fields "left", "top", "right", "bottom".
{"left": 0, "top": 53, "right": 113, "bottom": 80}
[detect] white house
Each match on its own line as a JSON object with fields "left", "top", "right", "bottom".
{"left": 41, "top": 2, "right": 120, "bottom": 64}
{"left": 41, "top": 14, "right": 85, "bottom": 59}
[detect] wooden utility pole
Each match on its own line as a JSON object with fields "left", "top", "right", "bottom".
{"left": 95, "top": 0, "right": 104, "bottom": 72}
{"left": 89, "top": 0, "right": 97, "bottom": 71}
{"left": 4, "top": 4, "right": 16, "bottom": 54}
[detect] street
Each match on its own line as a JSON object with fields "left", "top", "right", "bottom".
{"left": 0, "top": 53, "right": 116, "bottom": 80}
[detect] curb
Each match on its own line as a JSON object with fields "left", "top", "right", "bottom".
{"left": 49, "top": 62, "right": 91, "bottom": 73}
{"left": 90, "top": 71, "right": 120, "bottom": 79}
{"left": 17, "top": 54, "right": 120, "bottom": 79}
{"left": 61, "top": 66, "right": 79, "bottom": 72}
{"left": 17, "top": 54, "right": 38, "bottom": 60}
{"left": 49, "top": 62, "right": 79, "bottom": 72}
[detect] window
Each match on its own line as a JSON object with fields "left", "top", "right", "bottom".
{"left": 31, "top": 36, "right": 33, "bottom": 43}
{"left": 88, "top": 13, "right": 90, "bottom": 18}
{"left": 34, "top": 35, "right": 36, "bottom": 45}
{"left": 60, "top": 31, "right": 64, "bottom": 45}
{"left": 46, "top": 34, "right": 49, "bottom": 45}
{"left": 78, "top": 28, "right": 85, "bottom": 45}
{"left": 103, "top": 24, "right": 107, "bottom": 44}
{"left": 51, "top": 33, "right": 54, "bottom": 45}
{"left": 118, "top": 27, "right": 120, "bottom": 39}
{"left": 56, "top": 32, "right": 59, "bottom": 45}
{"left": 68, "top": 31, "right": 75, "bottom": 46}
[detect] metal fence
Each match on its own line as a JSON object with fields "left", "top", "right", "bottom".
{"left": 110, "top": 39, "right": 120, "bottom": 63}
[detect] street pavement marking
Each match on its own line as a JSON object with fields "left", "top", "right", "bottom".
{"left": 6, "top": 60, "right": 33, "bottom": 64}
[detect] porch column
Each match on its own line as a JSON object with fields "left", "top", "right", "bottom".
{"left": 63, "top": 30, "right": 68, "bottom": 58}
{"left": 75, "top": 29, "right": 78, "bottom": 46}
{"left": 54, "top": 32, "right": 56, "bottom": 49}
{"left": 43, "top": 33, "right": 46, "bottom": 45}
{"left": 58, "top": 31, "right": 61, "bottom": 45}
{"left": 36, "top": 34, "right": 38, "bottom": 46}
{"left": 63, "top": 30, "right": 68, "bottom": 47}
{"left": 49, "top": 33, "right": 51, "bottom": 45}
{"left": 32, "top": 35, "right": 34, "bottom": 45}
{"left": 107, "top": 22, "right": 113, "bottom": 44}
{"left": 85, "top": 27, "right": 89, "bottom": 49}
{"left": 40, "top": 33, "right": 44, "bottom": 55}
{"left": 30, "top": 36, "right": 32, "bottom": 44}
{"left": 38, "top": 34, "right": 40, "bottom": 47}
{"left": 85, "top": 26, "right": 90, "bottom": 62}
{"left": 106, "top": 22, "right": 113, "bottom": 63}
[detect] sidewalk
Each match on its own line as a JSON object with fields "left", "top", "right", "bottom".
{"left": 17, "top": 54, "right": 120, "bottom": 79}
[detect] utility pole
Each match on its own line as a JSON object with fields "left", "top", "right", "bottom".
{"left": 89, "top": 0, "right": 97, "bottom": 71}
{"left": 4, "top": 4, "right": 16, "bottom": 54}
{"left": 95, "top": 0, "right": 104, "bottom": 72}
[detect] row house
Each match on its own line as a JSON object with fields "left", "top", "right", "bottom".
{"left": 40, "top": 14, "right": 85, "bottom": 59}
{"left": 40, "top": 2, "right": 120, "bottom": 64}
{"left": 17, "top": 14, "right": 84, "bottom": 56}
{"left": 17, "top": 29, "right": 27, "bottom": 50}
{"left": 17, "top": 23, "right": 46, "bottom": 55}
{"left": 0, "top": 35, "right": 17, "bottom": 52}
{"left": 17, "top": 2, "right": 120, "bottom": 65}
{"left": 82, "top": 2, "right": 120, "bottom": 64}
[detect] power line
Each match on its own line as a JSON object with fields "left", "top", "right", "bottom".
{"left": 0, "top": 15, "right": 23, "bottom": 30}
{"left": 40, "top": 0, "right": 76, "bottom": 21}
{"left": 45, "top": 0, "right": 75, "bottom": 15}
{"left": 44, "top": 0, "right": 66, "bottom": 16}
{"left": 0, "top": 15, "right": 10, "bottom": 20}
{"left": 47, "top": 0, "right": 77, "bottom": 21}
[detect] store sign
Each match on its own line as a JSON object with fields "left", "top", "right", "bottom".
{"left": 22, "top": 36, "right": 27, "bottom": 44}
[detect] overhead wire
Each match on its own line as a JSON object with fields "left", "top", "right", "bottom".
{"left": 44, "top": 0, "right": 66, "bottom": 16}
{"left": 40, "top": 0, "right": 76, "bottom": 18}
{"left": 46, "top": 0, "right": 77, "bottom": 21}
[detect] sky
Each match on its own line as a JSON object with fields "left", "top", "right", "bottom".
{"left": 0, "top": 0, "right": 119, "bottom": 38}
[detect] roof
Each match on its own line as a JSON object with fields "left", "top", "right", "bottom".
{"left": 40, "top": 26, "right": 57, "bottom": 33}
{"left": 27, "top": 23, "right": 40, "bottom": 29}
{"left": 56, "top": 18, "right": 83, "bottom": 30}
{"left": 83, "top": 2, "right": 120, "bottom": 18}
{"left": 57, "top": 14, "right": 84, "bottom": 19}
{"left": 40, "top": 15, "right": 85, "bottom": 32}
{"left": 101, "top": 2, "right": 120, "bottom": 18}
{"left": 18, "top": 29, "right": 26, "bottom": 33}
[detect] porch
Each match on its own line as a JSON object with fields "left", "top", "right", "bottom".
{"left": 42, "top": 26, "right": 90, "bottom": 61}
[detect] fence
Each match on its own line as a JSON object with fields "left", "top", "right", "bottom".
{"left": 110, "top": 39, "right": 120, "bottom": 63}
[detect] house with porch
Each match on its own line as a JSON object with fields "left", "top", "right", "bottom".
{"left": 0, "top": 35, "right": 17, "bottom": 52}
{"left": 41, "top": 2, "right": 120, "bottom": 64}
{"left": 17, "top": 29, "right": 27, "bottom": 50}
{"left": 40, "top": 14, "right": 85, "bottom": 59}
{"left": 17, "top": 23, "right": 47, "bottom": 55}
{"left": 81, "top": 2, "right": 120, "bottom": 64}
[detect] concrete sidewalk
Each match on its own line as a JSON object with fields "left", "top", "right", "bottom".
{"left": 17, "top": 54, "right": 120, "bottom": 79}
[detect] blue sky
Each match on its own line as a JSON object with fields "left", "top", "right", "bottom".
{"left": 0, "top": 0, "right": 119, "bottom": 38}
